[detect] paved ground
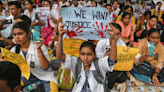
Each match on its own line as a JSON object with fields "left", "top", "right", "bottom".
{"left": 111, "top": 80, "right": 164, "bottom": 92}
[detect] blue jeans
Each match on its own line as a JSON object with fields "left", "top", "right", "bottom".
{"left": 22, "top": 74, "right": 50, "bottom": 92}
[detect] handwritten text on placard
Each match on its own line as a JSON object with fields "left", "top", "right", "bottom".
{"left": 114, "top": 46, "right": 139, "bottom": 71}
{"left": 61, "top": 7, "right": 111, "bottom": 40}
{"left": 36, "top": 7, "right": 50, "bottom": 20}
{"left": 1, "top": 48, "right": 30, "bottom": 80}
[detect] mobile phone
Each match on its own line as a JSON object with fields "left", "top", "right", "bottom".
{"left": 148, "top": 42, "right": 154, "bottom": 56}
{"left": 1, "top": 19, "right": 12, "bottom": 25}
{"left": 106, "top": 48, "right": 111, "bottom": 52}
{"left": 155, "top": 6, "right": 158, "bottom": 11}
{"left": 154, "top": 54, "right": 158, "bottom": 60}
{"left": 35, "top": 13, "right": 38, "bottom": 20}
{"left": 31, "top": 26, "right": 41, "bottom": 42}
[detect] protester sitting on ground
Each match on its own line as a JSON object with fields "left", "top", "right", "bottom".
{"left": 24, "top": 0, "right": 39, "bottom": 26}
{"left": 0, "top": 15, "right": 31, "bottom": 49}
{"left": 105, "top": 4, "right": 117, "bottom": 22}
{"left": 9, "top": 22, "right": 58, "bottom": 92}
{"left": 0, "top": 61, "right": 21, "bottom": 92}
{"left": 71, "top": 0, "right": 83, "bottom": 7}
{"left": 136, "top": 10, "right": 151, "bottom": 32}
{"left": 140, "top": 2, "right": 146, "bottom": 14}
{"left": 0, "top": 1, "right": 21, "bottom": 29}
{"left": 96, "top": 23, "right": 127, "bottom": 92}
{"left": 127, "top": 28, "right": 164, "bottom": 87}
{"left": 151, "top": 2, "right": 163, "bottom": 22}
{"left": 56, "top": 23, "right": 117, "bottom": 92}
{"left": 91, "top": 1, "right": 97, "bottom": 7}
{"left": 112, "top": 0, "right": 120, "bottom": 17}
{"left": 121, "top": 0, "right": 132, "bottom": 12}
{"left": 0, "top": 1, "right": 21, "bottom": 48}
{"left": 134, "top": 15, "right": 157, "bottom": 42}
{"left": 117, "top": 12, "right": 136, "bottom": 47}
{"left": 116, "top": 5, "right": 135, "bottom": 24}
{"left": 38, "top": 0, "right": 60, "bottom": 30}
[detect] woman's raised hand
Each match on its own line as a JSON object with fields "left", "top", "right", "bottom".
{"left": 33, "top": 35, "right": 44, "bottom": 50}
{"left": 107, "top": 23, "right": 117, "bottom": 40}
{"left": 59, "top": 23, "right": 67, "bottom": 37}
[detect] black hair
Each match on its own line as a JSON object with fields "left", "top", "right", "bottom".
{"left": 8, "top": 1, "right": 21, "bottom": 9}
{"left": 105, "top": 4, "right": 112, "bottom": 7}
{"left": 25, "top": 0, "right": 33, "bottom": 5}
{"left": 16, "top": 15, "right": 31, "bottom": 25}
{"left": 122, "top": 12, "right": 131, "bottom": 19}
{"left": 0, "top": 1, "right": 2, "bottom": 5}
{"left": 80, "top": 41, "right": 95, "bottom": 53}
{"left": 144, "top": 10, "right": 151, "bottom": 16}
{"left": 13, "top": 22, "right": 31, "bottom": 54}
{"left": 126, "top": 0, "right": 131, "bottom": 4}
{"left": 25, "top": 0, "right": 35, "bottom": 8}
{"left": 157, "top": 2, "right": 162, "bottom": 5}
{"left": 112, "top": 23, "right": 122, "bottom": 32}
{"left": 112, "top": 0, "right": 118, "bottom": 5}
{"left": 0, "top": 61, "right": 21, "bottom": 91}
{"left": 92, "top": 1, "right": 97, "bottom": 6}
{"left": 0, "top": 1, "right": 5, "bottom": 10}
{"left": 61, "top": 5, "right": 67, "bottom": 8}
{"left": 141, "top": 2, "right": 145, "bottom": 4}
{"left": 149, "top": 15, "right": 158, "bottom": 20}
{"left": 148, "top": 28, "right": 160, "bottom": 37}
{"left": 124, "top": 5, "right": 133, "bottom": 13}
{"left": 44, "top": 0, "right": 51, "bottom": 5}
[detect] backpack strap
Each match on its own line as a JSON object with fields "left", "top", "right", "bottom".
{"left": 75, "top": 57, "right": 82, "bottom": 83}
{"left": 92, "top": 58, "right": 104, "bottom": 84}
{"left": 93, "top": 58, "right": 109, "bottom": 92}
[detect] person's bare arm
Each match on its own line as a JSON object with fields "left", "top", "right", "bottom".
{"left": 56, "top": 24, "right": 66, "bottom": 61}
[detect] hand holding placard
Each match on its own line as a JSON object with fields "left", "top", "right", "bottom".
{"left": 1, "top": 48, "right": 30, "bottom": 80}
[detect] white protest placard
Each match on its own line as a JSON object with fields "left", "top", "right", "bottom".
{"left": 36, "top": 7, "right": 50, "bottom": 20}
{"left": 61, "top": 7, "right": 111, "bottom": 40}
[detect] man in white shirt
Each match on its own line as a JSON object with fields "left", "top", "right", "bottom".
{"left": 112, "top": 0, "right": 120, "bottom": 17}
{"left": 0, "top": 1, "right": 21, "bottom": 48}
{"left": 96, "top": 23, "right": 127, "bottom": 92}
{"left": 59, "top": 0, "right": 69, "bottom": 9}
{"left": 72, "top": 0, "right": 83, "bottom": 7}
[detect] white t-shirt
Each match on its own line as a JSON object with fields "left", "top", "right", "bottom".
{"left": 82, "top": 1, "right": 91, "bottom": 7}
{"left": 59, "top": 1, "right": 69, "bottom": 9}
{"left": 52, "top": 4, "right": 58, "bottom": 10}
{"left": 62, "top": 54, "right": 115, "bottom": 92}
{"left": 96, "top": 38, "right": 126, "bottom": 58}
{"left": 23, "top": 8, "right": 38, "bottom": 23}
{"left": 10, "top": 40, "right": 58, "bottom": 84}
{"left": 112, "top": 7, "right": 121, "bottom": 17}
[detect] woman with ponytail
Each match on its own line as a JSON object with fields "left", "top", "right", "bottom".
{"left": 10, "top": 22, "right": 58, "bottom": 92}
